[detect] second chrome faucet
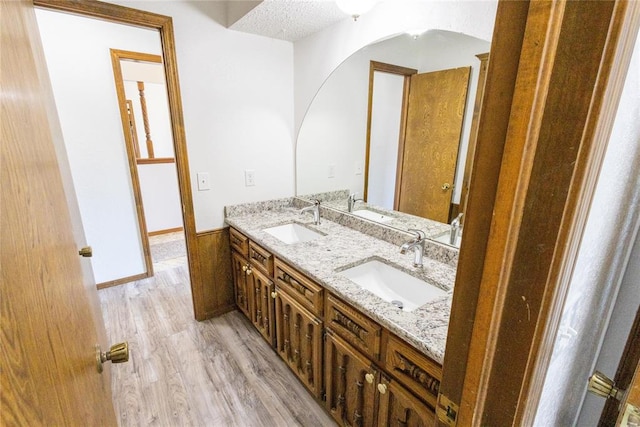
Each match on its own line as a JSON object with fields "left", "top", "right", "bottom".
{"left": 400, "top": 229, "right": 426, "bottom": 268}
{"left": 300, "top": 199, "right": 321, "bottom": 225}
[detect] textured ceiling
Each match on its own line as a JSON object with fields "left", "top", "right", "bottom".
{"left": 229, "top": 0, "right": 349, "bottom": 42}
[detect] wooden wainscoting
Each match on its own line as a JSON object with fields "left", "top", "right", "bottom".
{"left": 190, "top": 228, "right": 234, "bottom": 320}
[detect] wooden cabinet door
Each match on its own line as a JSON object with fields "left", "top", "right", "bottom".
{"left": 325, "top": 329, "right": 379, "bottom": 426}
{"left": 231, "top": 251, "right": 251, "bottom": 319}
{"left": 376, "top": 376, "right": 436, "bottom": 427}
{"left": 250, "top": 267, "right": 275, "bottom": 346}
{"left": 274, "top": 289, "right": 324, "bottom": 398}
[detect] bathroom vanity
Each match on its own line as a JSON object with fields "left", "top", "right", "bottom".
{"left": 225, "top": 197, "right": 457, "bottom": 426}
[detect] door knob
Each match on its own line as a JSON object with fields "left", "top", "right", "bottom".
{"left": 377, "top": 383, "right": 387, "bottom": 394}
{"left": 365, "top": 373, "right": 375, "bottom": 384}
{"left": 587, "top": 370, "right": 624, "bottom": 400}
{"left": 271, "top": 291, "right": 277, "bottom": 299}
{"left": 96, "top": 342, "right": 129, "bottom": 373}
{"left": 441, "top": 183, "right": 451, "bottom": 191}
{"left": 79, "top": 246, "right": 93, "bottom": 257}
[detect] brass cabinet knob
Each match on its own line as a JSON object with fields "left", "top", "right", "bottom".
{"left": 96, "top": 342, "right": 129, "bottom": 373}
{"left": 588, "top": 371, "right": 623, "bottom": 400}
{"left": 242, "top": 265, "right": 248, "bottom": 272}
{"left": 365, "top": 373, "right": 374, "bottom": 384}
{"left": 441, "top": 183, "right": 451, "bottom": 191}
{"left": 377, "top": 383, "right": 387, "bottom": 394}
{"left": 271, "top": 291, "right": 277, "bottom": 299}
{"left": 246, "top": 267, "right": 252, "bottom": 276}
{"left": 78, "top": 246, "right": 93, "bottom": 257}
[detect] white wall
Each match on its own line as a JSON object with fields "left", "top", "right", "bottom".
{"left": 293, "top": 1, "right": 498, "bottom": 135}
{"left": 535, "top": 32, "right": 640, "bottom": 426}
{"left": 36, "top": 9, "right": 162, "bottom": 284}
{"left": 111, "top": 1, "right": 295, "bottom": 231}
{"left": 122, "top": 62, "right": 182, "bottom": 232}
{"left": 368, "top": 72, "right": 404, "bottom": 208}
{"left": 138, "top": 163, "right": 183, "bottom": 233}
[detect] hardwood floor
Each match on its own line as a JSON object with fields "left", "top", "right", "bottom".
{"left": 98, "top": 251, "right": 335, "bottom": 426}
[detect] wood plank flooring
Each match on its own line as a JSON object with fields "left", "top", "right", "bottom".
{"left": 98, "top": 250, "right": 335, "bottom": 426}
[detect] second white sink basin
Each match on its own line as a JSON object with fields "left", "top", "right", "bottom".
{"left": 352, "top": 209, "right": 394, "bottom": 224}
{"left": 339, "top": 260, "right": 446, "bottom": 312}
{"left": 263, "top": 223, "right": 323, "bottom": 245}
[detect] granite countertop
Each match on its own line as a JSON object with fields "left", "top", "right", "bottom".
{"left": 225, "top": 205, "right": 456, "bottom": 364}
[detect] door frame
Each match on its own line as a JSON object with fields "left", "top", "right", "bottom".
{"left": 33, "top": 0, "right": 205, "bottom": 318}
{"left": 363, "top": 61, "right": 416, "bottom": 204}
{"left": 439, "top": 0, "right": 640, "bottom": 425}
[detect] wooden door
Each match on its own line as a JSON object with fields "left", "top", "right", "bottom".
{"left": 231, "top": 251, "right": 251, "bottom": 319}
{"left": 617, "top": 360, "right": 640, "bottom": 425}
{"left": 598, "top": 307, "right": 640, "bottom": 425}
{"left": 274, "top": 289, "right": 324, "bottom": 398}
{"left": 376, "top": 376, "right": 436, "bottom": 427}
{"left": 395, "top": 67, "right": 470, "bottom": 223}
{"left": 250, "top": 267, "right": 275, "bottom": 345}
{"left": 0, "top": 0, "right": 117, "bottom": 424}
{"left": 325, "top": 329, "right": 379, "bottom": 426}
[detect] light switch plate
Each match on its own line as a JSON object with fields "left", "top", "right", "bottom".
{"left": 197, "top": 172, "right": 210, "bottom": 191}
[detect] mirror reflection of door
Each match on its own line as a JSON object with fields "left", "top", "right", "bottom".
{"left": 397, "top": 67, "right": 470, "bottom": 223}
{"left": 365, "top": 62, "right": 470, "bottom": 223}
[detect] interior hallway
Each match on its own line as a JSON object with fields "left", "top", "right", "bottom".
{"left": 98, "top": 233, "right": 334, "bottom": 426}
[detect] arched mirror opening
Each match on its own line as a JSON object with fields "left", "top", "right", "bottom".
{"left": 296, "top": 30, "right": 490, "bottom": 248}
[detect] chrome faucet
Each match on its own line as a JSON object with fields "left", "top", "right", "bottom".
{"left": 347, "top": 193, "right": 364, "bottom": 212}
{"left": 300, "top": 199, "right": 321, "bottom": 225}
{"left": 450, "top": 213, "right": 463, "bottom": 245}
{"left": 400, "top": 229, "right": 426, "bottom": 268}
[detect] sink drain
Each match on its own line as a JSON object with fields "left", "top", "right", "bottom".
{"left": 391, "top": 300, "right": 404, "bottom": 310}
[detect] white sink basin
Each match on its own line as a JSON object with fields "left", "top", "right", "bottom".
{"left": 352, "top": 209, "right": 394, "bottom": 224}
{"left": 263, "top": 223, "right": 323, "bottom": 245}
{"left": 339, "top": 260, "right": 446, "bottom": 312}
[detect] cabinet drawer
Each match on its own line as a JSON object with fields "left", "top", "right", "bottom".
{"left": 274, "top": 259, "right": 323, "bottom": 316}
{"left": 249, "top": 241, "right": 273, "bottom": 276}
{"left": 384, "top": 334, "right": 442, "bottom": 409}
{"left": 229, "top": 227, "right": 249, "bottom": 257}
{"left": 326, "top": 294, "right": 381, "bottom": 360}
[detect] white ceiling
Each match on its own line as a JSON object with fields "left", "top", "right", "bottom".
{"left": 227, "top": 0, "right": 352, "bottom": 42}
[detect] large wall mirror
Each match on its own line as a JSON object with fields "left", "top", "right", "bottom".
{"left": 296, "top": 30, "right": 490, "bottom": 247}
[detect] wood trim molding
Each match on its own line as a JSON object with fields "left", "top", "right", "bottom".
{"left": 444, "top": 1, "right": 640, "bottom": 425}
{"left": 458, "top": 52, "right": 489, "bottom": 222}
{"left": 148, "top": 227, "right": 183, "bottom": 237}
{"left": 137, "top": 157, "right": 175, "bottom": 165}
{"left": 33, "top": 0, "right": 205, "bottom": 319}
{"left": 97, "top": 272, "right": 150, "bottom": 290}
{"left": 364, "top": 61, "right": 417, "bottom": 202}
{"left": 110, "top": 48, "right": 155, "bottom": 281}
{"left": 439, "top": 2, "right": 530, "bottom": 422}
{"left": 126, "top": 99, "right": 140, "bottom": 157}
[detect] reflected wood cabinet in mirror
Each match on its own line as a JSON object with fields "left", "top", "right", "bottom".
{"left": 229, "top": 227, "right": 441, "bottom": 425}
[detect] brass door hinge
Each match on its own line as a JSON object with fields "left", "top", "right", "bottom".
{"left": 436, "top": 393, "right": 459, "bottom": 427}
